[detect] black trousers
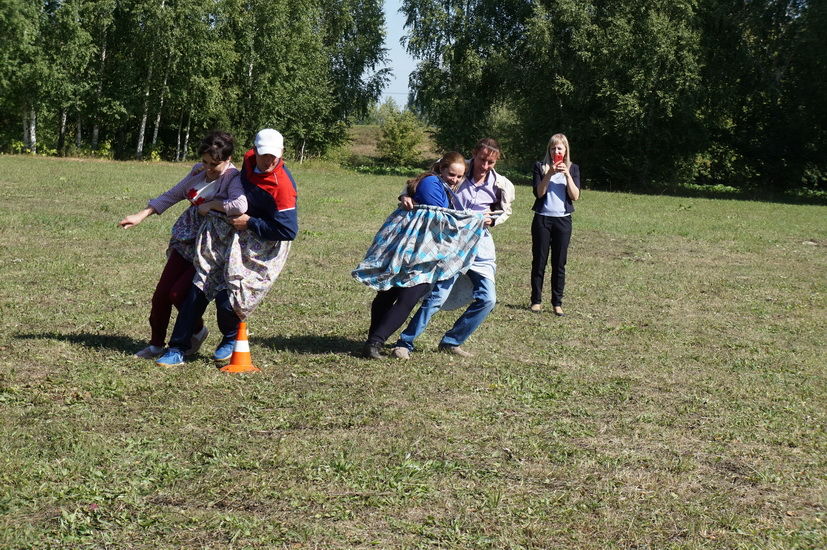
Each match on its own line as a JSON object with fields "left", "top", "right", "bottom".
{"left": 530, "top": 213, "right": 572, "bottom": 307}
{"left": 168, "top": 285, "right": 239, "bottom": 350}
{"left": 368, "top": 283, "right": 431, "bottom": 345}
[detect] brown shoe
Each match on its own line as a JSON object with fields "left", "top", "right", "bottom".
{"left": 438, "top": 344, "right": 473, "bottom": 358}
{"left": 391, "top": 346, "right": 411, "bottom": 360}
{"left": 553, "top": 306, "right": 565, "bottom": 317}
{"left": 530, "top": 303, "right": 542, "bottom": 313}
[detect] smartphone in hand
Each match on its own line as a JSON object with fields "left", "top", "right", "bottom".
{"left": 553, "top": 152, "right": 565, "bottom": 165}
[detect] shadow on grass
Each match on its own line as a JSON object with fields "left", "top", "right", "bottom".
{"left": 500, "top": 303, "right": 534, "bottom": 312}
{"left": 15, "top": 332, "right": 366, "bottom": 357}
{"left": 500, "top": 171, "right": 827, "bottom": 206}
{"left": 15, "top": 331, "right": 142, "bottom": 354}
{"left": 595, "top": 183, "right": 827, "bottom": 206}
{"left": 14, "top": 332, "right": 364, "bottom": 357}
{"left": 255, "top": 334, "right": 363, "bottom": 356}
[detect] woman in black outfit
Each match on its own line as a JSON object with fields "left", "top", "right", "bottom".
{"left": 530, "top": 133, "right": 581, "bottom": 316}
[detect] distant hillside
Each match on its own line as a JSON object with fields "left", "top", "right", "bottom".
{"left": 346, "top": 124, "right": 439, "bottom": 167}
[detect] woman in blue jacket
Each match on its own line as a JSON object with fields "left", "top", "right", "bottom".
{"left": 360, "top": 152, "right": 469, "bottom": 359}
{"left": 530, "top": 133, "right": 581, "bottom": 316}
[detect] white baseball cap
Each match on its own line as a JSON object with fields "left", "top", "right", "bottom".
{"left": 254, "top": 128, "right": 284, "bottom": 158}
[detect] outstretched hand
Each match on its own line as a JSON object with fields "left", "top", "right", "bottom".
{"left": 118, "top": 207, "right": 154, "bottom": 229}
{"left": 118, "top": 214, "right": 141, "bottom": 229}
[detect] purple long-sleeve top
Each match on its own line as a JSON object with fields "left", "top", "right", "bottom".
{"left": 147, "top": 163, "right": 247, "bottom": 216}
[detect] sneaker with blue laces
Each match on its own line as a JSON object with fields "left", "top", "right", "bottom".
{"left": 155, "top": 348, "right": 185, "bottom": 368}
{"left": 213, "top": 338, "right": 236, "bottom": 363}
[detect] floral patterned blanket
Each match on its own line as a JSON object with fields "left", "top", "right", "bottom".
{"left": 352, "top": 205, "right": 485, "bottom": 291}
{"left": 193, "top": 214, "right": 291, "bottom": 320}
{"left": 166, "top": 205, "right": 201, "bottom": 261}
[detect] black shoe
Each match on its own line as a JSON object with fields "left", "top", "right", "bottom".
{"left": 363, "top": 342, "right": 383, "bottom": 359}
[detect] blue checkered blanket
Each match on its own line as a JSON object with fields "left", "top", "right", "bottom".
{"left": 352, "top": 205, "right": 486, "bottom": 291}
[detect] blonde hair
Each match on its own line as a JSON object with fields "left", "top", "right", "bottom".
{"left": 407, "top": 151, "right": 465, "bottom": 196}
{"left": 542, "top": 133, "right": 571, "bottom": 168}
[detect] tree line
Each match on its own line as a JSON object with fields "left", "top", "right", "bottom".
{"left": 0, "top": 0, "right": 388, "bottom": 160}
{"left": 402, "top": 0, "right": 826, "bottom": 191}
{"left": 2, "top": 1, "right": 824, "bottom": 193}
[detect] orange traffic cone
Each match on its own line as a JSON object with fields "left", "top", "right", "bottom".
{"left": 219, "top": 321, "right": 261, "bottom": 373}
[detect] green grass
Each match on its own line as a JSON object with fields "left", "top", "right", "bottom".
{"left": 0, "top": 155, "right": 825, "bottom": 548}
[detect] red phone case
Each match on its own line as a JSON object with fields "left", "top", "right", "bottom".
{"left": 553, "top": 153, "right": 564, "bottom": 165}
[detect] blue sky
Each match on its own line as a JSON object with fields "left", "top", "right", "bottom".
{"left": 381, "top": 0, "right": 417, "bottom": 105}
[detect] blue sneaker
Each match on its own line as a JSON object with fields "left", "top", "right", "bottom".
{"left": 213, "top": 338, "right": 236, "bottom": 363}
{"left": 156, "top": 348, "right": 185, "bottom": 368}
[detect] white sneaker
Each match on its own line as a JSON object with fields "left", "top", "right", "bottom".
{"left": 185, "top": 326, "right": 209, "bottom": 356}
{"left": 438, "top": 344, "right": 473, "bottom": 358}
{"left": 391, "top": 346, "right": 411, "bottom": 360}
{"left": 134, "top": 344, "right": 164, "bottom": 359}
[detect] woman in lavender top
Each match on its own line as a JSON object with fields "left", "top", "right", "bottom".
{"left": 118, "top": 131, "right": 247, "bottom": 359}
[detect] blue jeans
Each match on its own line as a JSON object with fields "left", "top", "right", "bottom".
{"left": 395, "top": 270, "right": 496, "bottom": 351}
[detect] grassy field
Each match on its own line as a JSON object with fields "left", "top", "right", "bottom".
{"left": 0, "top": 155, "right": 824, "bottom": 549}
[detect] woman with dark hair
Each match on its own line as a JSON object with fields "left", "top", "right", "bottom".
{"left": 119, "top": 131, "right": 247, "bottom": 359}
{"left": 155, "top": 128, "right": 298, "bottom": 368}
{"left": 530, "top": 133, "right": 581, "bottom": 316}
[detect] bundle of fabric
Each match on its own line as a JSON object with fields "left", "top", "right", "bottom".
{"left": 353, "top": 205, "right": 485, "bottom": 291}
{"left": 166, "top": 206, "right": 201, "bottom": 261}
{"left": 193, "top": 214, "right": 291, "bottom": 320}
